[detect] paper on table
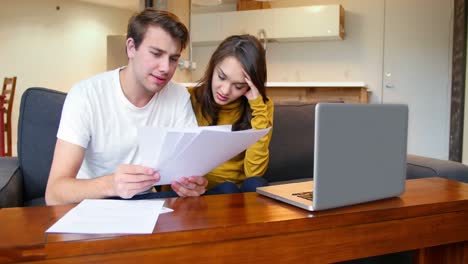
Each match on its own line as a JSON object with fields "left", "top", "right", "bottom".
{"left": 154, "top": 127, "right": 271, "bottom": 185}
{"left": 46, "top": 199, "right": 165, "bottom": 234}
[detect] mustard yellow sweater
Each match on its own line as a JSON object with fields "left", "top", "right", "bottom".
{"left": 188, "top": 87, "right": 274, "bottom": 189}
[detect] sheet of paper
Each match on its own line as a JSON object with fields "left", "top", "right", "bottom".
{"left": 137, "top": 126, "right": 270, "bottom": 185}
{"left": 157, "top": 131, "right": 187, "bottom": 167}
{"left": 138, "top": 125, "right": 232, "bottom": 168}
{"left": 168, "top": 125, "right": 232, "bottom": 133}
{"left": 46, "top": 199, "right": 165, "bottom": 234}
{"left": 161, "top": 206, "right": 174, "bottom": 214}
{"left": 157, "top": 131, "right": 199, "bottom": 167}
{"left": 156, "top": 128, "right": 271, "bottom": 185}
{"left": 138, "top": 127, "right": 168, "bottom": 167}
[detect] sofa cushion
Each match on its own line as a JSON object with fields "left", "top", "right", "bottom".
{"left": 406, "top": 154, "right": 468, "bottom": 183}
{"left": 18, "top": 88, "right": 66, "bottom": 203}
{"left": 0, "top": 157, "right": 22, "bottom": 207}
{"left": 264, "top": 103, "right": 316, "bottom": 183}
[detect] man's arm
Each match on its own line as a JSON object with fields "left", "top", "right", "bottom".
{"left": 45, "top": 139, "right": 160, "bottom": 205}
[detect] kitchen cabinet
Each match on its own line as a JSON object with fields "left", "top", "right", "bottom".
{"left": 191, "top": 5, "right": 344, "bottom": 46}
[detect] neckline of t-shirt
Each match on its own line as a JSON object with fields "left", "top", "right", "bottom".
{"left": 114, "top": 67, "right": 161, "bottom": 112}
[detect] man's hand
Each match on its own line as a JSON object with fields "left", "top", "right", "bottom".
{"left": 112, "top": 164, "right": 160, "bottom": 199}
{"left": 171, "top": 176, "right": 208, "bottom": 197}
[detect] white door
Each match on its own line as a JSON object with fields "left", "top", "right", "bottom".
{"left": 382, "top": 0, "right": 452, "bottom": 159}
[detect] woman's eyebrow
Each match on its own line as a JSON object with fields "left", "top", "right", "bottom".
{"left": 218, "top": 67, "right": 247, "bottom": 84}
{"left": 218, "top": 67, "right": 226, "bottom": 76}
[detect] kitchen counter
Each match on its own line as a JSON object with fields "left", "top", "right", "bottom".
{"left": 180, "top": 82, "right": 369, "bottom": 103}
{"left": 180, "top": 82, "right": 366, "bottom": 88}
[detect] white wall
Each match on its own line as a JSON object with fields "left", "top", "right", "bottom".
{"left": 0, "top": 0, "right": 133, "bottom": 155}
{"left": 192, "top": 0, "right": 385, "bottom": 103}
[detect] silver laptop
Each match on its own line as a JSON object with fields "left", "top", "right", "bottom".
{"left": 257, "top": 103, "right": 408, "bottom": 211}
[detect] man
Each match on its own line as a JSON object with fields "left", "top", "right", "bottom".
{"left": 45, "top": 9, "right": 207, "bottom": 205}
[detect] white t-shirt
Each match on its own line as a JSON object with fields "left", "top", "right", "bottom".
{"left": 57, "top": 68, "right": 197, "bottom": 180}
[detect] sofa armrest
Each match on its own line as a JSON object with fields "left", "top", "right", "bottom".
{"left": 0, "top": 157, "right": 23, "bottom": 207}
{"left": 407, "top": 154, "right": 468, "bottom": 183}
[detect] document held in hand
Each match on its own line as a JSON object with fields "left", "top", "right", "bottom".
{"left": 138, "top": 126, "right": 271, "bottom": 185}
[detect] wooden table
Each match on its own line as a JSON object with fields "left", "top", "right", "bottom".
{"left": 0, "top": 177, "right": 467, "bottom": 264}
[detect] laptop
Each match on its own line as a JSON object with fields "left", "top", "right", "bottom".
{"left": 257, "top": 103, "right": 408, "bottom": 211}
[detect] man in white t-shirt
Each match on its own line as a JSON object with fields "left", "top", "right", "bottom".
{"left": 45, "top": 9, "right": 208, "bottom": 205}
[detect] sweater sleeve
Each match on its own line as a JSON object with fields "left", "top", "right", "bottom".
{"left": 244, "top": 96, "right": 274, "bottom": 177}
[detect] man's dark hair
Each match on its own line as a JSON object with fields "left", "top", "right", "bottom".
{"left": 127, "top": 8, "right": 189, "bottom": 51}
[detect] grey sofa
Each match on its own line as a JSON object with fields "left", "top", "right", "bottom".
{"left": 1, "top": 88, "right": 468, "bottom": 208}
{"left": 0, "top": 88, "right": 65, "bottom": 207}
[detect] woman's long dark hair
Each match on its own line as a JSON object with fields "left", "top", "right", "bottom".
{"left": 194, "top": 35, "right": 268, "bottom": 131}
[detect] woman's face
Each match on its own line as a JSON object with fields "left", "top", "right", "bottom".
{"left": 211, "top": 56, "right": 250, "bottom": 105}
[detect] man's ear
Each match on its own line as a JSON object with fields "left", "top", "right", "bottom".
{"left": 126, "top": 38, "right": 136, "bottom": 59}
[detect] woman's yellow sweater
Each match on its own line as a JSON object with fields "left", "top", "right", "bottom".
{"left": 188, "top": 87, "right": 274, "bottom": 189}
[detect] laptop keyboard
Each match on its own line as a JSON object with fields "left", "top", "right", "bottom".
{"left": 292, "top": 191, "right": 314, "bottom": 201}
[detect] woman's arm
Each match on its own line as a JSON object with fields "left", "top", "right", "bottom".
{"left": 243, "top": 97, "right": 274, "bottom": 177}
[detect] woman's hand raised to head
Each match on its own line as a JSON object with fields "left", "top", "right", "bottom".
{"left": 242, "top": 69, "right": 260, "bottom": 101}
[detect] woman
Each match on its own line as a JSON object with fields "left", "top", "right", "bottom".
{"left": 189, "top": 34, "right": 274, "bottom": 194}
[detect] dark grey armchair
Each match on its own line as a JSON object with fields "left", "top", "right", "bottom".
{"left": 0, "top": 88, "right": 66, "bottom": 207}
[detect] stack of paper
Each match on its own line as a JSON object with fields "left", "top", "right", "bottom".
{"left": 138, "top": 126, "right": 271, "bottom": 185}
{"left": 46, "top": 199, "right": 167, "bottom": 234}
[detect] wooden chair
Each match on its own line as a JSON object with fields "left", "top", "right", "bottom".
{"left": 0, "top": 95, "right": 4, "bottom": 156}
{"left": 2, "top": 77, "right": 17, "bottom": 156}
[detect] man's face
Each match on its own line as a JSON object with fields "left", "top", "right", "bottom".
{"left": 127, "top": 26, "right": 181, "bottom": 94}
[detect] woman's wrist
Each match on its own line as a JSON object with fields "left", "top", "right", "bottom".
{"left": 248, "top": 95, "right": 264, "bottom": 105}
